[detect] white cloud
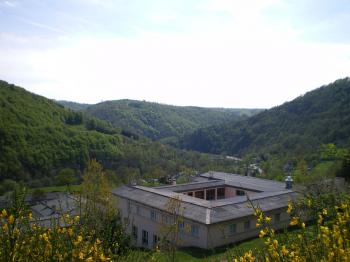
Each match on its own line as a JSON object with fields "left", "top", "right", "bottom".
{"left": 3, "top": 0, "right": 18, "bottom": 8}
{"left": 19, "top": 18, "right": 67, "bottom": 34}
{"left": 0, "top": 0, "right": 349, "bottom": 108}
{"left": 1, "top": 31, "right": 349, "bottom": 108}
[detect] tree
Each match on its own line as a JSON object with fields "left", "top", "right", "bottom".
{"left": 56, "top": 168, "right": 76, "bottom": 187}
{"left": 160, "top": 195, "right": 187, "bottom": 262}
{"left": 80, "top": 159, "right": 115, "bottom": 226}
{"left": 79, "top": 159, "right": 130, "bottom": 255}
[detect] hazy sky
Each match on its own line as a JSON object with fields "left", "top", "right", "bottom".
{"left": 1, "top": 0, "right": 349, "bottom": 108}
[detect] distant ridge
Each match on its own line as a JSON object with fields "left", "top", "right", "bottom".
{"left": 57, "top": 100, "right": 91, "bottom": 111}
{"left": 60, "top": 99, "right": 263, "bottom": 140}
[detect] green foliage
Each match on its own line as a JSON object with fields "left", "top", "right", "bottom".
{"left": 79, "top": 159, "right": 131, "bottom": 256}
{"left": 0, "top": 80, "right": 242, "bottom": 188}
{"left": 0, "top": 80, "right": 122, "bottom": 184}
{"left": 181, "top": 78, "right": 350, "bottom": 159}
{"left": 79, "top": 99, "right": 262, "bottom": 141}
{"left": 57, "top": 100, "right": 91, "bottom": 111}
{"left": 56, "top": 168, "right": 77, "bottom": 186}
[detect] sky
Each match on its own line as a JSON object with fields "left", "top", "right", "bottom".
{"left": 0, "top": 0, "right": 350, "bottom": 108}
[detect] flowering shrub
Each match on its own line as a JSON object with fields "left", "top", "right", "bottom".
{"left": 0, "top": 209, "right": 110, "bottom": 261}
{"left": 233, "top": 196, "right": 350, "bottom": 261}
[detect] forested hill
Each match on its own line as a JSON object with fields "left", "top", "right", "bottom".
{"left": 0, "top": 80, "right": 240, "bottom": 188}
{"left": 57, "top": 100, "right": 91, "bottom": 111}
{"left": 67, "top": 99, "right": 262, "bottom": 140}
{"left": 0, "top": 80, "right": 124, "bottom": 182}
{"left": 180, "top": 78, "right": 350, "bottom": 157}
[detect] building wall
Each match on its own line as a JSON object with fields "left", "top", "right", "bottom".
{"left": 225, "top": 187, "right": 257, "bottom": 198}
{"left": 116, "top": 196, "right": 209, "bottom": 249}
{"left": 117, "top": 195, "right": 290, "bottom": 250}
{"left": 207, "top": 208, "right": 290, "bottom": 248}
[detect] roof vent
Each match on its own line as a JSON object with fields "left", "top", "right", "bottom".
{"left": 285, "top": 175, "right": 293, "bottom": 189}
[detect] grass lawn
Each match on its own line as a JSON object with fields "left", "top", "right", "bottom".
{"left": 125, "top": 237, "right": 264, "bottom": 262}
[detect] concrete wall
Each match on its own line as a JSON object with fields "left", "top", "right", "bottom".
{"left": 116, "top": 196, "right": 209, "bottom": 249}
{"left": 117, "top": 196, "right": 289, "bottom": 250}
{"left": 207, "top": 208, "right": 290, "bottom": 248}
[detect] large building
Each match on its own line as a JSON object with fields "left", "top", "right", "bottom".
{"left": 112, "top": 172, "right": 297, "bottom": 249}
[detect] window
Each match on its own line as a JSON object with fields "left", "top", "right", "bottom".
{"left": 194, "top": 190, "right": 204, "bottom": 199}
{"left": 132, "top": 225, "right": 138, "bottom": 240}
{"left": 229, "top": 224, "right": 236, "bottom": 235}
{"left": 206, "top": 189, "right": 216, "bottom": 200}
{"left": 151, "top": 210, "right": 156, "bottom": 221}
{"left": 153, "top": 234, "right": 160, "bottom": 247}
{"left": 236, "top": 190, "right": 245, "bottom": 196}
{"left": 217, "top": 187, "right": 225, "bottom": 199}
{"left": 178, "top": 221, "right": 185, "bottom": 232}
{"left": 123, "top": 217, "right": 129, "bottom": 225}
{"left": 244, "top": 220, "right": 250, "bottom": 230}
{"left": 127, "top": 200, "right": 131, "bottom": 212}
{"left": 275, "top": 213, "right": 281, "bottom": 223}
{"left": 142, "top": 230, "right": 148, "bottom": 245}
{"left": 188, "top": 192, "right": 193, "bottom": 197}
{"left": 191, "top": 224, "right": 199, "bottom": 237}
{"left": 163, "top": 215, "right": 174, "bottom": 225}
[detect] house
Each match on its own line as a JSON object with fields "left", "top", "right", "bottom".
{"left": 0, "top": 192, "right": 79, "bottom": 228}
{"left": 112, "top": 171, "right": 297, "bottom": 249}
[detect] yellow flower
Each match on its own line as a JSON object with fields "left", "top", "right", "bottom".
{"left": 306, "top": 199, "right": 312, "bottom": 207}
{"left": 68, "top": 228, "right": 73, "bottom": 236}
{"left": 100, "top": 253, "right": 110, "bottom": 261}
{"left": 79, "top": 252, "right": 84, "bottom": 259}
{"left": 2, "top": 223, "right": 8, "bottom": 231}
{"left": 13, "top": 228, "right": 20, "bottom": 237}
{"left": 8, "top": 215, "right": 14, "bottom": 224}
{"left": 28, "top": 212, "right": 33, "bottom": 220}
{"left": 1, "top": 209, "right": 7, "bottom": 217}
{"left": 322, "top": 209, "right": 328, "bottom": 216}
{"left": 301, "top": 222, "right": 305, "bottom": 229}
{"left": 256, "top": 223, "right": 261, "bottom": 228}
{"left": 74, "top": 215, "right": 80, "bottom": 223}
{"left": 259, "top": 230, "right": 266, "bottom": 238}
{"left": 74, "top": 235, "right": 83, "bottom": 245}
{"left": 290, "top": 217, "right": 299, "bottom": 226}
{"left": 281, "top": 245, "right": 289, "bottom": 256}
{"left": 265, "top": 216, "right": 271, "bottom": 223}
{"left": 43, "top": 233, "right": 49, "bottom": 242}
{"left": 273, "top": 239, "right": 278, "bottom": 248}
{"left": 287, "top": 202, "right": 293, "bottom": 214}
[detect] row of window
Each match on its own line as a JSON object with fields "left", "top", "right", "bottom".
{"left": 128, "top": 201, "right": 200, "bottom": 238}
{"left": 185, "top": 187, "right": 226, "bottom": 200}
{"left": 227, "top": 213, "right": 281, "bottom": 235}
{"left": 132, "top": 225, "right": 163, "bottom": 246}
